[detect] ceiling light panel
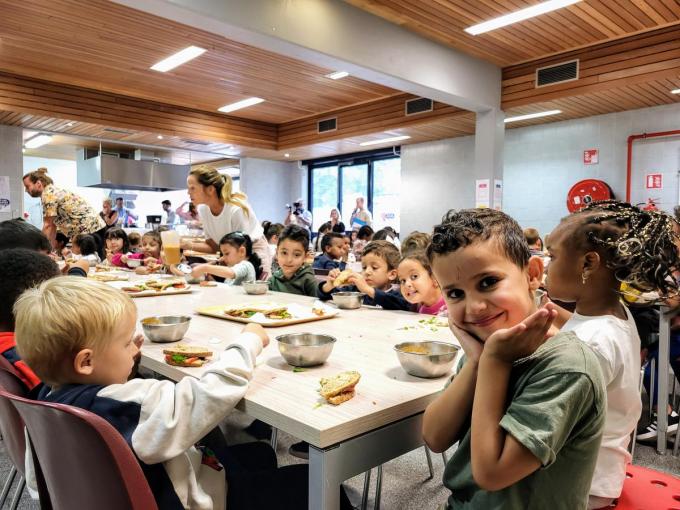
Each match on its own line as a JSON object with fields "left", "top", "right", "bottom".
{"left": 465, "top": 0, "right": 582, "bottom": 35}
{"left": 150, "top": 46, "right": 206, "bottom": 72}
{"left": 218, "top": 97, "right": 265, "bottom": 113}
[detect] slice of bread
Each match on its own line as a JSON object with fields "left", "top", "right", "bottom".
{"left": 333, "top": 269, "right": 354, "bottom": 287}
{"left": 327, "top": 389, "right": 356, "bottom": 405}
{"left": 162, "top": 344, "right": 213, "bottom": 358}
{"left": 165, "top": 357, "right": 206, "bottom": 367}
{"left": 319, "top": 370, "right": 361, "bottom": 399}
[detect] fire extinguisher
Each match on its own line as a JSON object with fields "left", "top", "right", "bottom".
{"left": 642, "top": 198, "right": 658, "bottom": 211}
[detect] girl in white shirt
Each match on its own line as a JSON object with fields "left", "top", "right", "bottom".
{"left": 544, "top": 200, "right": 680, "bottom": 509}
{"left": 191, "top": 232, "right": 261, "bottom": 285}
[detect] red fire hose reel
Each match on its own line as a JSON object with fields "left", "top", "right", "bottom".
{"left": 566, "top": 179, "right": 613, "bottom": 213}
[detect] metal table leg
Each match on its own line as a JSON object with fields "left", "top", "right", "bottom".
{"left": 658, "top": 307, "right": 670, "bottom": 454}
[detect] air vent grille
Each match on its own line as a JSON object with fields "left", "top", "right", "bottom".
{"left": 536, "top": 59, "right": 579, "bottom": 87}
{"left": 318, "top": 118, "right": 337, "bottom": 133}
{"left": 181, "top": 138, "right": 211, "bottom": 146}
{"left": 103, "top": 128, "right": 134, "bottom": 135}
{"left": 405, "top": 97, "right": 433, "bottom": 115}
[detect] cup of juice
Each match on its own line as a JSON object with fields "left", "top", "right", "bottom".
{"left": 161, "top": 230, "right": 181, "bottom": 265}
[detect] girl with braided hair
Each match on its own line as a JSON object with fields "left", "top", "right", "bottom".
{"left": 545, "top": 200, "right": 680, "bottom": 509}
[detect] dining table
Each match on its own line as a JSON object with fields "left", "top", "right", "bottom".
{"left": 132, "top": 282, "right": 459, "bottom": 510}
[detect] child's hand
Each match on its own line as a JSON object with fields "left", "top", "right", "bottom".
{"left": 328, "top": 268, "right": 341, "bottom": 280}
{"left": 243, "top": 323, "right": 269, "bottom": 348}
{"left": 483, "top": 304, "right": 557, "bottom": 364}
{"left": 133, "top": 333, "right": 144, "bottom": 350}
{"left": 448, "top": 316, "right": 484, "bottom": 364}
{"left": 348, "top": 273, "right": 371, "bottom": 294}
{"left": 191, "top": 264, "right": 208, "bottom": 278}
{"left": 121, "top": 254, "right": 129, "bottom": 264}
{"left": 106, "top": 252, "right": 114, "bottom": 263}
{"left": 66, "top": 259, "right": 90, "bottom": 275}
{"left": 143, "top": 257, "right": 156, "bottom": 266}
{"left": 135, "top": 266, "right": 150, "bottom": 275}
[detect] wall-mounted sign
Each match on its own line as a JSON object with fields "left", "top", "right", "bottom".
{"left": 0, "top": 176, "right": 10, "bottom": 213}
{"left": 583, "top": 149, "right": 598, "bottom": 165}
{"left": 646, "top": 173, "right": 662, "bottom": 189}
{"left": 493, "top": 179, "right": 503, "bottom": 210}
{"left": 475, "top": 179, "right": 490, "bottom": 208}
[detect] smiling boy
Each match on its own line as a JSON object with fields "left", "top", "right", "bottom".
{"left": 268, "top": 225, "right": 318, "bottom": 297}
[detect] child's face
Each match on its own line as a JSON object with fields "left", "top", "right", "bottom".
{"left": 361, "top": 252, "right": 397, "bottom": 289}
{"left": 88, "top": 311, "right": 139, "bottom": 385}
{"left": 351, "top": 231, "right": 358, "bottom": 242}
{"left": 343, "top": 237, "right": 351, "bottom": 254}
{"left": 544, "top": 223, "right": 582, "bottom": 303}
{"left": 71, "top": 243, "right": 81, "bottom": 255}
{"left": 431, "top": 240, "right": 534, "bottom": 342}
{"left": 142, "top": 237, "right": 161, "bottom": 258}
{"left": 325, "top": 237, "right": 345, "bottom": 260}
{"left": 106, "top": 237, "right": 124, "bottom": 253}
{"left": 220, "top": 243, "right": 246, "bottom": 266}
{"left": 398, "top": 259, "right": 440, "bottom": 306}
{"left": 277, "top": 239, "right": 306, "bottom": 278}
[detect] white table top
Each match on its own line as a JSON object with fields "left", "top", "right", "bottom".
{"left": 134, "top": 284, "right": 459, "bottom": 448}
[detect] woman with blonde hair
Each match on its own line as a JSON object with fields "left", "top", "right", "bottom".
{"left": 183, "top": 165, "right": 272, "bottom": 277}
{"left": 99, "top": 197, "right": 119, "bottom": 229}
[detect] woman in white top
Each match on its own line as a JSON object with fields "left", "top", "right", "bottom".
{"left": 182, "top": 165, "right": 272, "bottom": 277}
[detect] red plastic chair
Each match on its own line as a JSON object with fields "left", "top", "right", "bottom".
{"left": 0, "top": 361, "right": 30, "bottom": 509}
{"left": 614, "top": 464, "right": 680, "bottom": 509}
{"left": 1, "top": 389, "right": 158, "bottom": 510}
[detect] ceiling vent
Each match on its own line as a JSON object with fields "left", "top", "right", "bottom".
{"left": 405, "top": 97, "right": 433, "bottom": 115}
{"left": 318, "top": 118, "right": 337, "bottom": 133}
{"left": 535, "top": 59, "right": 579, "bottom": 88}
{"left": 103, "top": 127, "right": 135, "bottom": 135}
{"left": 181, "top": 138, "right": 211, "bottom": 146}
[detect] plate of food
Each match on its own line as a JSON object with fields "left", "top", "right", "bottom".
{"left": 89, "top": 272, "right": 130, "bottom": 282}
{"left": 114, "top": 278, "right": 192, "bottom": 297}
{"left": 196, "top": 301, "right": 338, "bottom": 327}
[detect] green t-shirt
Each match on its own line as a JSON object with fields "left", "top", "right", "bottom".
{"left": 444, "top": 331, "right": 606, "bottom": 510}
{"left": 268, "top": 264, "right": 318, "bottom": 297}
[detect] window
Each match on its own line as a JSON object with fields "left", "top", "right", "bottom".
{"left": 308, "top": 149, "right": 401, "bottom": 233}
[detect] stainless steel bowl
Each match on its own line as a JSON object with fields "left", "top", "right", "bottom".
{"left": 331, "top": 291, "right": 365, "bottom": 309}
{"left": 276, "top": 333, "right": 336, "bottom": 367}
{"left": 141, "top": 315, "right": 191, "bottom": 343}
{"left": 127, "top": 258, "right": 142, "bottom": 268}
{"left": 243, "top": 280, "right": 269, "bottom": 295}
{"left": 394, "top": 341, "right": 460, "bottom": 378}
{"left": 184, "top": 274, "right": 204, "bottom": 284}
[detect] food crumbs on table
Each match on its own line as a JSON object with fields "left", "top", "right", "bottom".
{"left": 313, "top": 402, "right": 324, "bottom": 409}
{"left": 372, "top": 401, "right": 376, "bottom": 405}
{"left": 293, "top": 367, "right": 306, "bottom": 373}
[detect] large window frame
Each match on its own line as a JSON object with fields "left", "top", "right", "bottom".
{"left": 306, "top": 148, "right": 401, "bottom": 232}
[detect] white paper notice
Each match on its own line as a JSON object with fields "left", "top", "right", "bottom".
{"left": 475, "top": 179, "right": 490, "bottom": 208}
{"left": 0, "top": 176, "right": 10, "bottom": 213}
{"left": 493, "top": 179, "right": 503, "bottom": 210}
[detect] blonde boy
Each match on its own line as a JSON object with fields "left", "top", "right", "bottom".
{"left": 15, "top": 277, "right": 268, "bottom": 510}
{"left": 422, "top": 209, "right": 605, "bottom": 509}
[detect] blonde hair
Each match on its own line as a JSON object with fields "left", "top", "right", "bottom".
{"left": 22, "top": 167, "right": 53, "bottom": 186}
{"left": 190, "top": 165, "right": 250, "bottom": 217}
{"left": 103, "top": 197, "right": 114, "bottom": 207}
{"left": 401, "top": 231, "right": 431, "bottom": 256}
{"left": 14, "top": 277, "right": 136, "bottom": 385}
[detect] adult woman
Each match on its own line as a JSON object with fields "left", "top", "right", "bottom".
{"left": 182, "top": 165, "right": 272, "bottom": 277}
{"left": 329, "top": 208, "right": 345, "bottom": 233}
{"left": 176, "top": 201, "right": 200, "bottom": 224}
{"left": 99, "top": 198, "right": 119, "bottom": 229}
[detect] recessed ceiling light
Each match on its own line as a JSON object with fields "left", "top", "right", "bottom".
{"left": 24, "top": 134, "right": 52, "bottom": 149}
{"left": 465, "top": 0, "right": 581, "bottom": 35}
{"left": 359, "top": 135, "right": 411, "bottom": 147}
{"left": 157, "top": 135, "right": 164, "bottom": 140}
{"left": 150, "top": 46, "right": 206, "bottom": 72}
{"left": 284, "top": 153, "right": 290, "bottom": 158}
{"left": 66, "top": 122, "right": 75, "bottom": 127}
{"left": 671, "top": 89, "right": 680, "bottom": 94}
{"left": 218, "top": 97, "right": 265, "bottom": 113}
{"left": 325, "top": 71, "right": 349, "bottom": 80}
{"left": 504, "top": 110, "right": 562, "bottom": 123}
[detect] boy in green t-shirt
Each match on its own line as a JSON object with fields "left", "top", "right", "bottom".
{"left": 423, "top": 208, "right": 605, "bottom": 510}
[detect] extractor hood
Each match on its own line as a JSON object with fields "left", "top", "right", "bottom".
{"left": 76, "top": 149, "right": 189, "bottom": 192}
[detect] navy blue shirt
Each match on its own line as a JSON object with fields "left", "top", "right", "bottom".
{"left": 313, "top": 254, "right": 347, "bottom": 271}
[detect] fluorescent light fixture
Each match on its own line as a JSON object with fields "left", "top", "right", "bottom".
{"left": 359, "top": 135, "right": 410, "bottom": 147}
{"left": 504, "top": 110, "right": 562, "bottom": 123}
{"left": 150, "top": 46, "right": 206, "bottom": 72}
{"left": 157, "top": 135, "right": 164, "bottom": 140}
{"left": 24, "top": 134, "right": 52, "bottom": 149}
{"left": 325, "top": 71, "right": 349, "bottom": 80}
{"left": 284, "top": 153, "right": 290, "bottom": 158}
{"left": 218, "top": 97, "right": 265, "bottom": 113}
{"left": 671, "top": 89, "right": 680, "bottom": 94}
{"left": 465, "top": 0, "right": 581, "bottom": 35}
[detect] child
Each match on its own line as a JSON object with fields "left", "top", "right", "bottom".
{"left": 422, "top": 208, "right": 605, "bottom": 510}
{"left": 0, "top": 248, "right": 59, "bottom": 392}
{"left": 105, "top": 228, "right": 130, "bottom": 267}
{"left": 313, "top": 232, "right": 347, "bottom": 270}
{"left": 264, "top": 222, "right": 284, "bottom": 261}
{"left": 319, "top": 240, "right": 411, "bottom": 311}
{"left": 128, "top": 231, "right": 142, "bottom": 253}
{"left": 314, "top": 221, "right": 332, "bottom": 253}
{"left": 268, "top": 225, "right": 318, "bottom": 297}
{"left": 55, "top": 232, "right": 70, "bottom": 259}
{"left": 0, "top": 218, "right": 52, "bottom": 253}
{"left": 192, "top": 232, "right": 262, "bottom": 285}
{"left": 71, "top": 233, "right": 101, "bottom": 267}
{"left": 401, "top": 231, "right": 431, "bottom": 256}
{"left": 14, "top": 277, "right": 349, "bottom": 510}
{"left": 545, "top": 201, "right": 679, "bottom": 508}
{"left": 397, "top": 251, "right": 446, "bottom": 315}
{"left": 118, "top": 231, "right": 164, "bottom": 274}
{"left": 342, "top": 234, "right": 355, "bottom": 264}
{"left": 373, "top": 227, "right": 400, "bottom": 249}
{"left": 352, "top": 225, "right": 374, "bottom": 260}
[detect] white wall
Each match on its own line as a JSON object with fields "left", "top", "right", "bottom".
{"left": 239, "top": 157, "right": 303, "bottom": 225}
{"left": 399, "top": 102, "right": 680, "bottom": 237}
{"left": 0, "top": 125, "right": 23, "bottom": 222}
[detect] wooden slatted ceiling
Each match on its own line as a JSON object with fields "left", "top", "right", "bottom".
{"left": 344, "top": 0, "right": 680, "bottom": 66}
{"left": 0, "top": 0, "right": 397, "bottom": 124}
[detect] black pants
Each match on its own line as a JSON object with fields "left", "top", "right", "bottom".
{"left": 91, "top": 226, "right": 108, "bottom": 260}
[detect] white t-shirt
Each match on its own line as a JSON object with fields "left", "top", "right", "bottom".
{"left": 197, "top": 203, "right": 264, "bottom": 245}
{"left": 225, "top": 260, "right": 256, "bottom": 286}
{"left": 562, "top": 307, "right": 642, "bottom": 498}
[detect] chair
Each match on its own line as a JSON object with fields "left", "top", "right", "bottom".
{"left": 2, "top": 390, "right": 158, "bottom": 510}
{"left": 0, "top": 361, "right": 30, "bottom": 510}
{"left": 614, "top": 463, "right": 680, "bottom": 509}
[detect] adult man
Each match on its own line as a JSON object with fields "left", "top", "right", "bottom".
{"left": 350, "top": 196, "right": 372, "bottom": 231}
{"left": 284, "top": 198, "right": 312, "bottom": 231}
{"left": 114, "top": 197, "right": 138, "bottom": 227}
{"left": 162, "top": 199, "right": 176, "bottom": 225}
{"left": 22, "top": 168, "right": 106, "bottom": 256}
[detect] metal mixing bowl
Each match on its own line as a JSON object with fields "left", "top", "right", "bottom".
{"left": 276, "top": 333, "right": 336, "bottom": 367}
{"left": 331, "top": 291, "right": 365, "bottom": 309}
{"left": 141, "top": 315, "right": 191, "bottom": 343}
{"left": 394, "top": 341, "right": 460, "bottom": 378}
{"left": 243, "top": 280, "right": 269, "bottom": 295}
